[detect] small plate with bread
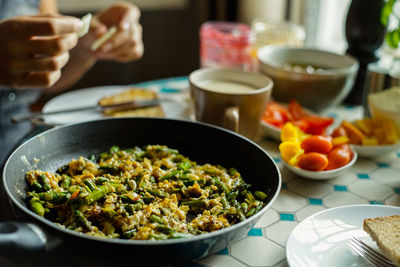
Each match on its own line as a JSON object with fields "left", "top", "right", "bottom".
{"left": 286, "top": 204, "right": 400, "bottom": 267}
{"left": 41, "top": 85, "right": 190, "bottom": 125}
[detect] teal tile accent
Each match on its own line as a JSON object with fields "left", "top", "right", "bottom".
{"left": 216, "top": 248, "right": 229, "bottom": 255}
{"left": 370, "top": 200, "right": 383, "bottom": 205}
{"left": 281, "top": 182, "right": 288, "bottom": 189}
{"left": 280, "top": 213, "right": 295, "bottom": 221}
{"left": 357, "top": 173, "right": 369, "bottom": 179}
{"left": 309, "top": 198, "right": 323, "bottom": 205}
{"left": 377, "top": 163, "right": 390, "bottom": 168}
{"left": 397, "top": 152, "right": 400, "bottom": 157}
{"left": 160, "top": 88, "right": 182, "bottom": 93}
{"left": 248, "top": 228, "right": 263, "bottom": 236}
{"left": 345, "top": 105, "right": 356, "bottom": 109}
{"left": 273, "top": 157, "right": 281, "bottom": 163}
{"left": 395, "top": 188, "right": 400, "bottom": 194}
{"left": 334, "top": 185, "right": 348, "bottom": 191}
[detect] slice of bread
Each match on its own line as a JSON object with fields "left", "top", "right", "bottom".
{"left": 98, "top": 88, "right": 164, "bottom": 117}
{"left": 363, "top": 215, "right": 400, "bottom": 266}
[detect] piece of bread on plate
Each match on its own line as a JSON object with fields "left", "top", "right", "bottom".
{"left": 98, "top": 87, "right": 164, "bottom": 117}
{"left": 363, "top": 215, "right": 400, "bottom": 266}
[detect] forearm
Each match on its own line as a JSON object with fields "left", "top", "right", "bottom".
{"left": 45, "top": 39, "right": 97, "bottom": 95}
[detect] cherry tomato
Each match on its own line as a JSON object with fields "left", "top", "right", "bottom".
{"left": 263, "top": 102, "right": 293, "bottom": 127}
{"left": 288, "top": 99, "right": 304, "bottom": 120}
{"left": 326, "top": 146, "right": 352, "bottom": 170}
{"left": 332, "top": 127, "right": 347, "bottom": 137}
{"left": 298, "top": 152, "right": 329, "bottom": 171}
{"left": 302, "top": 116, "right": 334, "bottom": 135}
{"left": 301, "top": 135, "right": 333, "bottom": 154}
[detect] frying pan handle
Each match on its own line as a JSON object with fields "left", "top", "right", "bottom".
{"left": 0, "top": 222, "right": 47, "bottom": 254}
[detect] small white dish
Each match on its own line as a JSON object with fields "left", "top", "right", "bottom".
{"left": 351, "top": 143, "right": 400, "bottom": 158}
{"left": 281, "top": 149, "right": 358, "bottom": 180}
{"left": 286, "top": 204, "right": 400, "bottom": 267}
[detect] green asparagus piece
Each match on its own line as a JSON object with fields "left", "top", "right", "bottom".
{"left": 31, "top": 181, "right": 43, "bottom": 192}
{"left": 30, "top": 199, "right": 45, "bottom": 217}
{"left": 254, "top": 191, "right": 268, "bottom": 201}
{"left": 61, "top": 175, "right": 71, "bottom": 189}
{"left": 149, "top": 214, "right": 164, "bottom": 224}
{"left": 85, "top": 185, "right": 109, "bottom": 204}
{"left": 75, "top": 210, "right": 92, "bottom": 230}
{"left": 181, "top": 199, "right": 207, "bottom": 208}
{"left": 123, "top": 229, "right": 137, "bottom": 239}
{"left": 84, "top": 179, "right": 96, "bottom": 191}
{"left": 39, "top": 174, "right": 51, "bottom": 191}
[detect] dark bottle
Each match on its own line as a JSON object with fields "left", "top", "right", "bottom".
{"left": 344, "top": 0, "right": 386, "bottom": 105}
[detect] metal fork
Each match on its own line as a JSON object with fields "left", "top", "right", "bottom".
{"left": 348, "top": 236, "right": 396, "bottom": 267}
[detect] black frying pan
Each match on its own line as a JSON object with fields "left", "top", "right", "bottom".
{"left": 1, "top": 117, "right": 281, "bottom": 264}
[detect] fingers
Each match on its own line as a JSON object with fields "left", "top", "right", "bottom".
{"left": 0, "top": 70, "right": 61, "bottom": 89}
{"left": 7, "top": 53, "right": 70, "bottom": 72}
{"left": 8, "top": 15, "right": 83, "bottom": 36}
{"left": 26, "top": 33, "right": 78, "bottom": 56}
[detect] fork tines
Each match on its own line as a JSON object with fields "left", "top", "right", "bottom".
{"left": 348, "top": 236, "right": 396, "bottom": 267}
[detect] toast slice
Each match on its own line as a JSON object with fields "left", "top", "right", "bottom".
{"left": 98, "top": 88, "right": 164, "bottom": 117}
{"left": 363, "top": 215, "right": 400, "bottom": 266}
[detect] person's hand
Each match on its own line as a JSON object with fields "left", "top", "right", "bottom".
{"left": 89, "top": 2, "right": 144, "bottom": 62}
{"left": 0, "top": 15, "right": 83, "bottom": 89}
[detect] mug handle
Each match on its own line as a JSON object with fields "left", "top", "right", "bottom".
{"left": 223, "top": 106, "right": 239, "bottom": 133}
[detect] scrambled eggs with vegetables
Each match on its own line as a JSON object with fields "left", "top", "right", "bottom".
{"left": 25, "top": 145, "right": 268, "bottom": 240}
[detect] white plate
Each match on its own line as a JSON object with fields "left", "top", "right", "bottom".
{"left": 42, "top": 85, "right": 190, "bottom": 125}
{"left": 351, "top": 143, "right": 400, "bottom": 158}
{"left": 286, "top": 204, "right": 400, "bottom": 267}
{"left": 281, "top": 148, "right": 357, "bottom": 180}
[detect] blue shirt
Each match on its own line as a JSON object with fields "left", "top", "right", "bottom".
{"left": 0, "top": 0, "right": 41, "bottom": 164}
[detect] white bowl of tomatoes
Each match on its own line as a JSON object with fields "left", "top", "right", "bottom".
{"left": 279, "top": 123, "right": 357, "bottom": 180}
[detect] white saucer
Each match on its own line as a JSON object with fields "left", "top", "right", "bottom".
{"left": 286, "top": 204, "right": 400, "bottom": 267}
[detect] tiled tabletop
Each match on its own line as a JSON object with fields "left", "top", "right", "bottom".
{"left": 135, "top": 77, "right": 400, "bottom": 267}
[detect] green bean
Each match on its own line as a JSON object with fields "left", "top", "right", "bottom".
{"left": 229, "top": 167, "right": 239, "bottom": 177}
{"left": 99, "top": 165, "right": 119, "bottom": 174}
{"left": 31, "top": 181, "right": 43, "bottom": 192}
{"left": 56, "top": 164, "right": 69, "bottom": 175}
{"left": 75, "top": 210, "right": 92, "bottom": 230}
{"left": 30, "top": 199, "right": 45, "bottom": 217}
{"left": 254, "top": 191, "right": 268, "bottom": 201}
{"left": 227, "top": 190, "right": 239, "bottom": 202}
{"left": 241, "top": 202, "right": 248, "bottom": 212}
{"left": 213, "top": 178, "right": 230, "bottom": 195}
{"left": 246, "top": 192, "right": 255, "bottom": 202}
{"left": 182, "top": 178, "right": 195, "bottom": 187}
{"left": 85, "top": 185, "right": 109, "bottom": 204}
{"left": 149, "top": 214, "right": 164, "bottom": 224}
{"left": 44, "top": 192, "right": 70, "bottom": 204}
{"left": 146, "top": 188, "right": 167, "bottom": 198}
{"left": 94, "top": 177, "right": 110, "bottom": 185}
{"left": 109, "top": 145, "right": 120, "bottom": 154}
{"left": 123, "top": 229, "right": 137, "bottom": 239}
{"left": 159, "top": 170, "right": 180, "bottom": 181}
{"left": 39, "top": 174, "right": 51, "bottom": 192}
{"left": 245, "top": 206, "right": 256, "bottom": 217}
{"left": 178, "top": 161, "right": 191, "bottom": 172}
{"left": 149, "top": 233, "right": 168, "bottom": 240}
{"left": 84, "top": 179, "right": 96, "bottom": 191}
{"left": 155, "top": 225, "right": 173, "bottom": 234}
{"left": 197, "top": 178, "right": 206, "bottom": 186}
{"left": 142, "top": 195, "right": 155, "bottom": 204}
{"left": 62, "top": 176, "right": 71, "bottom": 189}
{"left": 120, "top": 195, "right": 137, "bottom": 204}
{"left": 67, "top": 222, "right": 79, "bottom": 230}
{"left": 181, "top": 199, "right": 208, "bottom": 208}
{"left": 221, "top": 194, "right": 230, "bottom": 208}
{"left": 135, "top": 172, "right": 145, "bottom": 188}
{"left": 87, "top": 154, "right": 96, "bottom": 163}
